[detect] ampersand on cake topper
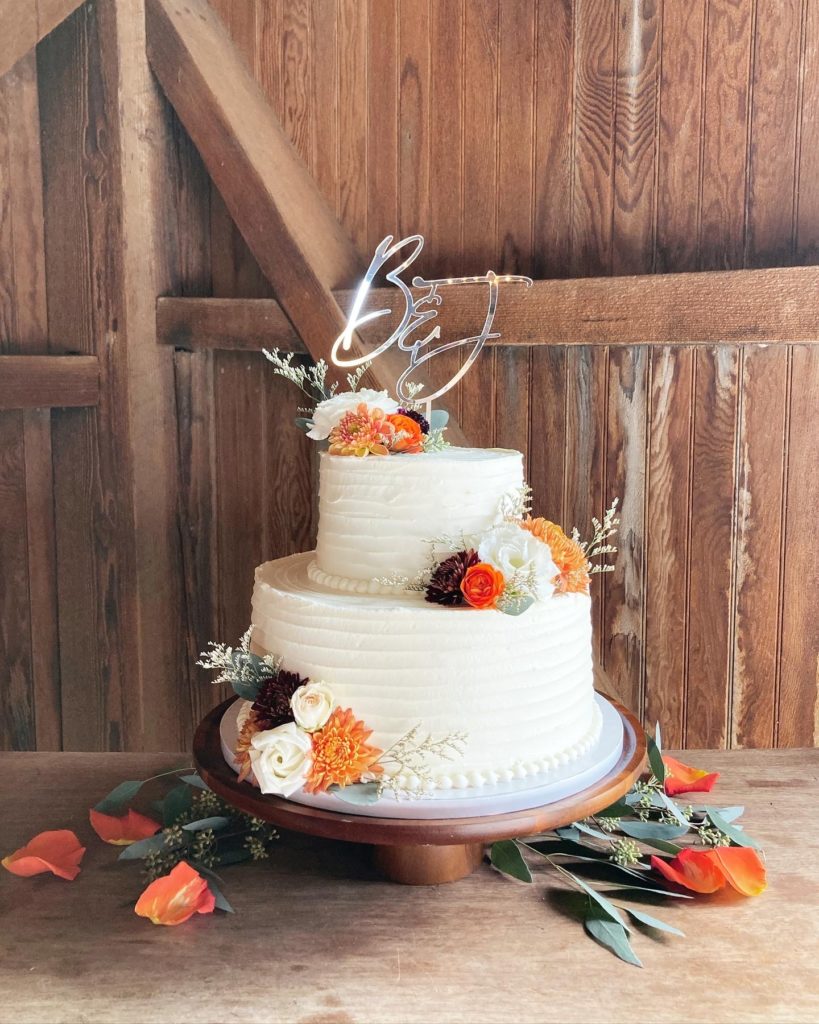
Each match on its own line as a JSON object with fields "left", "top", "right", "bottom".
{"left": 331, "top": 234, "right": 533, "bottom": 414}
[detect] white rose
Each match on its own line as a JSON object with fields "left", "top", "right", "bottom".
{"left": 478, "top": 522, "right": 559, "bottom": 599}
{"left": 290, "top": 681, "right": 335, "bottom": 732}
{"left": 307, "top": 389, "right": 399, "bottom": 440}
{"left": 249, "top": 722, "right": 312, "bottom": 797}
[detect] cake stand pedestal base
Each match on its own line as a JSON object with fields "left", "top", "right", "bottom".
{"left": 372, "top": 841, "right": 485, "bottom": 885}
{"left": 193, "top": 693, "right": 646, "bottom": 886}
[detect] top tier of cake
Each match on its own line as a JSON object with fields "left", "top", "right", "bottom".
{"left": 310, "top": 447, "right": 524, "bottom": 592}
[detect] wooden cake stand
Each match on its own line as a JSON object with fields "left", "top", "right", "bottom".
{"left": 193, "top": 695, "right": 646, "bottom": 886}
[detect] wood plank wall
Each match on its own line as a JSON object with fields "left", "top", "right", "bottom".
{"left": 1, "top": 0, "right": 817, "bottom": 751}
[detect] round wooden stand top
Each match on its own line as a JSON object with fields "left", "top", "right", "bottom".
{"left": 193, "top": 694, "right": 646, "bottom": 850}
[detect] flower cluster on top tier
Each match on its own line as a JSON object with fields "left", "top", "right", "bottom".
{"left": 418, "top": 495, "right": 619, "bottom": 615}
{"left": 262, "top": 349, "right": 449, "bottom": 456}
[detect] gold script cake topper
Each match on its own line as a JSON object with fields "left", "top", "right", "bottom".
{"left": 331, "top": 234, "right": 532, "bottom": 410}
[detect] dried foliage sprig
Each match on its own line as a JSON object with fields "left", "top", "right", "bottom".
{"left": 197, "top": 628, "right": 281, "bottom": 696}
{"left": 346, "top": 361, "right": 372, "bottom": 392}
{"left": 262, "top": 348, "right": 337, "bottom": 404}
{"left": 422, "top": 427, "right": 450, "bottom": 452}
{"left": 375, "top": 725, "right": 468, "bottom": 798}
{"left": 499, "top": 484, "right": 533, "bottom": 522}
{"left": 572, "top": 497, "right": 620, "bottom": 575}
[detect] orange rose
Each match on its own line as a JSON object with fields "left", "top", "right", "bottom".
{"left": 460, "top": 562, "right": 505, "bottom": 610}
{"left": 387, "top": 413, "right": 425, "bottom": 454}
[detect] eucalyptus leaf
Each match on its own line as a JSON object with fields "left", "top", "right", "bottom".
{"left": 647, "top": 736, "right": 666, "bottom": 784}
{"left": 499, "top": 596, "right": 535, "bottom": 616}
{"left": 658, "top": 792, "right": 690, "bottom": 828}
{"left": 706, "top": 807, "right": 762, "bottom": 850}
{"left": 490, "top": 840, "right": 532, "bottom": 883}
{"left": 117, "top": 833, "right": 169, "bottom": 861}
{"left": 654, "top": 722, "right": 663, "bottom": 754}
{"left": 215, "top": 847, "right": 253, "bottom": 867}
{"left": 618, "top": 820, "right": 690, "bottom": 842}
{"left": 626, "top": 907, "right": 684, "bottom": 937}
{"left": 572, "top": 820, "right": 614, "bottom": 841}
{"left": 328, "top": 782, "right": 381, "bottom": 806}
{"left": 429, "top": 409, "right": 449, "bottom": 430}
{"left": 554, "top": 865, "right": 630, "bottom": 930}
{"left": 294, "top": 416, "right": 314, "bottom": 434}
{"left": 701, "top": 805, "right": 744, "bottom": 824}
{"left": 94, "top": 780, "right": 144, "bottom": 815}
{"left": 160, "top": 783, "right": 193, "bottom": 826}
{"left": 596, "top": 799, "right": 632, "bottom": 818}
{"left": 204, "top": 876, "right": 234, "bottom": 914}
{"left": 584, "top": 908, "right": 642, "bottom": 967}
{"left": 179, "top": 774, "right": 210, "bottom": 791}
{"left": 182, "top": 816, "right": 231, "bottom": 832}
{"left": 555, "top": 826, "right": 581, "bottom": 843}
{"left": 602, "top": 881, "right": 692, "bottom": 899}
{"left": 631, "top": 836, "right": 684, "bottom": 856}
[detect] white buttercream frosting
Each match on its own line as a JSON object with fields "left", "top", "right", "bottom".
{"left": 251, "top": 552, "right": 600, "bottom": 790}
{"left": 314, "top": 447, "right": 524, "bottom": 588}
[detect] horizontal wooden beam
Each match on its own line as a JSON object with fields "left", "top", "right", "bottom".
{"left": 0, "top": 0, "right": 85, "bottom": 79}
{"left": 157, "top": 265, "right": 819, "bottom": 353}
{"left": 0, "top": 355, "right": 100, "bottom": 409}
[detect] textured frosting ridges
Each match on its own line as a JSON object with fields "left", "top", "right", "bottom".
{"left": 314, "top": 447, "right": 524, "bottom": 587}
{"left": 251, "top": 553, "right": 599, "bottom": 791}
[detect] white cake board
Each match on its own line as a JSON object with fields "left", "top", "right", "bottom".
{"left": 219, "top": 693, "right": 624, "bottom": 820}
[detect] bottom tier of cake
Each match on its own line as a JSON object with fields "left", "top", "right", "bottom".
{"left": 250, "top": 553, "right": 601, "bottom": 793}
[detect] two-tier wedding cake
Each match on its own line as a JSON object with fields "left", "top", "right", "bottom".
{"left": 197, "top": 233, "right": 619, "bottom": 811}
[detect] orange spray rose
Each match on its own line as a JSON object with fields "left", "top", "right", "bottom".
{"left": 460, "top": 562, "right": 506, "bottom": 610}
{"left": 387, "top": 413, "right": 425, "bottom": 454}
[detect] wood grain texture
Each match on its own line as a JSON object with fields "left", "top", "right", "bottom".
{"left": 612, "top": 0, "right": 660, "bottom": 275}
{"left": 0, "top": 355, "right": 99, "bottom": 409}
{"left": 38, "top": 3, "right": 141, "bottom": 752}
{"left": 156, "top": 265, "right": 819, "bottom": 352}
{"left": 643, "top": 348, "right": 694, "bottom": 747}
{"left": 0, "top": 53, "right": 60, "bottom": 751}
{"left": 778, "top": 346, "right": 819, "bottom": 747}
{"left": 0, "top": 0, "right": 85, "bottom": 79}
{"left": 685, "top": 346, "right": 740, "bottom": 748}
{"left": 731, "top": 345, "right": 787, "bottom": 748}
{"left": 2, "top": 747, "right": 818, "bottom": 1023}
{"left": 601, "top": 346, "right": 647, "bottom": 714}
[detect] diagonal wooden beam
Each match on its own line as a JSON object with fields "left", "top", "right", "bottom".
{"left": 144, "top": 0, "right": 467, "bottom": 438}
{"left": 0, "top": 0, "right": 86, "bottom": 79}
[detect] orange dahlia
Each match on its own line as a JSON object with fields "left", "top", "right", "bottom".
{"left": 306, "top": 708, "right": 384, "bottom": 793}
{"left": 328, "top": 403, "right": 395, "bottom": 457}
{"left": 520, "top": 517, "right": 591, "bottom": 594}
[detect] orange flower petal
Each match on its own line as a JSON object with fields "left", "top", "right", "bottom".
{"left": 2, "top": 829, "right": 86, "bottom": 880}
{"left": 662, "top": 755, "right": 720, "bottom": 796}
{"left": 712, "top": 846, "right": 767, "bottom": 897}
{"left": 134, "top": 861, "right": 215, "bottom": 926}
{"left": 89, "top": 808, "right": 161, "bottom": 846}
{"left": 651, "top": 848, "right": 727, "bottom": 894}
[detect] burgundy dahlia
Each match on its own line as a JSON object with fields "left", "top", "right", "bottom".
{"left": 397, "top": 407, "right": 430, "bottom": 436}
{"left": 251, "top": 669, "right": 309, "bottom": 729}
{"left": 425, "top": 549, "right": 480, "bottom": 606}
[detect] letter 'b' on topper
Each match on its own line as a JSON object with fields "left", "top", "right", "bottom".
{"left": 331, "top": 234, "right": 532, "bottom": 413}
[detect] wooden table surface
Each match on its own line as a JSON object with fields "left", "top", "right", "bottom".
{"left": 1, "top": 749, "right": 817, "bottom": 1024}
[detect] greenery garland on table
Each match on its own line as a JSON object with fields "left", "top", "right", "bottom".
{"left": 1, "top": 725, "right": 765, "bottom": 956}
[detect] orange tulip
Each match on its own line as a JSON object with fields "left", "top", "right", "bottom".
{"left": 662, "top": 754, "right": 720, "bottom": 796}
{"left": 651, "top": 846, "right": 766, "bottom": 896}
{"left": 2, "top": 829, "right": 86, "bottom": 880}
{"left": 134, "top": 861, "right": 216, "bottom": 926}
{"left": 89, "top": 808, "right": 161, "bottom": 846}
{"left": 460, "top": 562, "right": 505, "bottom": 610}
